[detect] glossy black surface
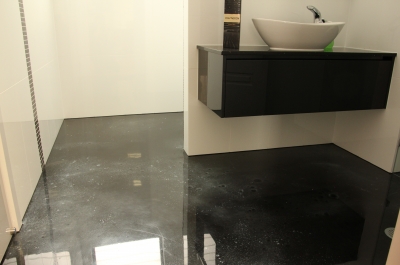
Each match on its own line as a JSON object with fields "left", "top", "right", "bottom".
{"left": 198, "top": 45, "right": 398, "bottom": 58}
{"left": 225, "top": 59, "right": 268, "bottom": 117}
{"left": 198, "top": 46, "right": 396, "bottom": 118}
{"left": 2, "top": 113, "right": 400, "bottom": 265}
{"left": 186, "top": 146, "right": 399, "bottom": 265}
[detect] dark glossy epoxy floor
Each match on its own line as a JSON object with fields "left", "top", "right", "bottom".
{"left": 2, "top": 113, "right": 399, "bottom": 265}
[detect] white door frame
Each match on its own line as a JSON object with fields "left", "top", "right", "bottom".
{"left": 0, "top": 132, "right": 20, "bottom": 231}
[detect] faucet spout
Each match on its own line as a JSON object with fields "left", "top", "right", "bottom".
{"left": 307, "top": 6, "right": 326, "bottom": 23}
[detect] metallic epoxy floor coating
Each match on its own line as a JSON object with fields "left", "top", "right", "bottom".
{"left": 2, "top": 113, "right": 399, "bottom": 265}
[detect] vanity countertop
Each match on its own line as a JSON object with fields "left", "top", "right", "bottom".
{"left": 197, "top": 45, "right": 397, "bottom": 59}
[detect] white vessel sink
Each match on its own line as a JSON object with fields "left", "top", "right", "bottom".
{"left": 252, "top": 18, "right": 345, "bottom": 51}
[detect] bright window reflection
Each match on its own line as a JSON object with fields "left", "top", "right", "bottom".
{"left": 3, "top": 252, "right": 71, "bottom": 265}
{"left": 26, "top": 251, "right": 71, "bottom": 265}
{"left": 2, "top": 258, "right": 16, "bottom": 265}
{"left": 183, "top": 235, "right": 188, "bottom": 265}
{"left": 95, "top": 238, "right": 162, "bottom": 265}
{"left": 183, "top": 234, "right": 216, "bottom": 265}
{"left": 203, "top": 234, "right": 216, "bottom": 265}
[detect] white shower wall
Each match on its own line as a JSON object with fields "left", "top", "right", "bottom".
{"left": 0, "top": 0, "right": 64, "bottom": 228}
{"left": 23, "top": 0, "right": 64, "bottom": 162}
{"left": 0, "top": 0, "right": 40, "bottom": 227}
{"left": 54, "top": 0, "right": 184, "bottom": 119}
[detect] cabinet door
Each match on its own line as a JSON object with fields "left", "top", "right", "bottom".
{"left": 220, "top": 57, "right": 393, "bottom": 118}
{"left": 266, "top": 60, "right": 325, "bottom": 115}
{"left": 321, "top": 60, "right": 382, "bottom": 112}
{"left": 224, "top": 60, "right": 268, "bottom": 117}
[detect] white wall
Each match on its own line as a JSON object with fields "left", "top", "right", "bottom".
{"left": 24, "top": 0, "right": 64, "bottom": 162}
{"left": 0, "top": 0, "right": 64, "bottom": 229}
{"left": 333, "top": 0, "right": 400, "bottom": 172}
{"left": 54, "top": 0, "right": 184, "bottom": 119}
{"left": 185, "top": 0, "right": 351, "bottom": 156}
{"left": 0, "top": 0, "right": 42, "bottom": 227}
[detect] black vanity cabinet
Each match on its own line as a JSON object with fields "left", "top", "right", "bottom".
{"left": 198, "top": 46, "right": 396, "bottom": 118}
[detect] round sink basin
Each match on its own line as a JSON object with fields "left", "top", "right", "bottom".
{"left": 252, "top": 18, "right": 345, "bottom": 51}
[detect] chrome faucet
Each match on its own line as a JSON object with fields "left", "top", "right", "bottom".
{"left": 307, "top": 6, "right": 326, "bottom": 23}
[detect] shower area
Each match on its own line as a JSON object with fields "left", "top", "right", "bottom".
{"left": 0, "top": 0, "right": 184, "bottom": 260}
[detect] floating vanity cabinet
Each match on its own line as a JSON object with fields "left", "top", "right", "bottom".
{"left": 197, "top": 45, "right": 396, "bottom": 118}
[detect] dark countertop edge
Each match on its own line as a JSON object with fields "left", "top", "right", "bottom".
{"left": 197, "top": 45, "right": 397, "bottom": 57}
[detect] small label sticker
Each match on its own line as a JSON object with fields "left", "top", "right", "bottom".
{"left": 224, "top": 14, "right": 241, "bottom": 23}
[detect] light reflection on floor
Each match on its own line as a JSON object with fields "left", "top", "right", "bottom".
{"left": 2, "top": 113, "right": 399, "bottom": 265}
{"left": 94, "top": 238, "right": 163, "bottom": 265}
{"left": 183, "top": 234, "right": 216, "bottom": 265}
{"left": 3, "top": 252, "right": 71, "bottom": 265}
{"left": 4, "top": 238, "right": 165, "bottom": 265}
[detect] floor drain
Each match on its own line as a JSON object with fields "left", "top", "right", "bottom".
{"left": 385, "top": 227, "right": 395, "bottom": 239}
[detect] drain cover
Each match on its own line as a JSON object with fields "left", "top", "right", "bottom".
{"left": 385, "top": 228, "right": 395, "bottom": 239}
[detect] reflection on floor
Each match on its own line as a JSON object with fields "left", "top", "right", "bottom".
{"left": 2, "top": 113, "right": 399, "bottom": 265}
{"left": 198, "top": 190, "right": 364, "bottom": 264}
{"left": 95, "top": 238, "right": 163, "bottom": 265}
{"left": 3, "top": 252, "right": 71, "bottom": 265}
